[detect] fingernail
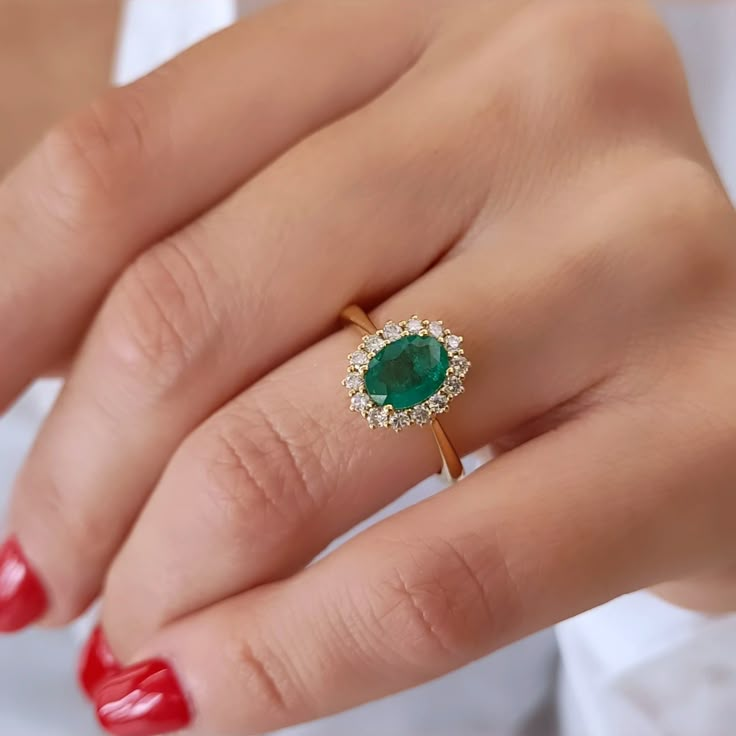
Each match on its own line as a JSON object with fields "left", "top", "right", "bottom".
{"left": 0, "top": 536, "right": 47, "bottom": 632}
{"left": 79, "top": 625, "right": 122, "bottom": 699}
{"left": 95, "top": 659, "right": 191, "bottom": 736}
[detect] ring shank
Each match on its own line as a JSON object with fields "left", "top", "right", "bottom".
{"left": 340, "top": 305, "right": 464, "bottom": 482}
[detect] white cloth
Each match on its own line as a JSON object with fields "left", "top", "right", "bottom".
{"left": 1, "top": 2, "right": 736, "bottom": 735}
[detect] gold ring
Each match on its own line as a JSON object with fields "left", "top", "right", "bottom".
{"left": 340, "top": 305, "right": 469, "bottom": 482}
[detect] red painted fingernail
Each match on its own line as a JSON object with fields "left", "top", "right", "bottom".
{"left": 95, "top": 659, "right": 191, "bottom": 736}
{"left": 79, "top": 625, "right": 122, "bottom": 699}
{"left": 0, "top": 536, "right": 47, "bottom": 632}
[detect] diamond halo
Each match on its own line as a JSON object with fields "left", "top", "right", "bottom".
{"left": 343, "top": 316, "right": 471, "bottom": 431}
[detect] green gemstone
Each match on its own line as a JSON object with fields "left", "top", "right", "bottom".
{"left": 365, "top": 334, "right": 449, "bottom": 410}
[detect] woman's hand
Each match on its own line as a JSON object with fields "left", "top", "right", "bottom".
{"left": 2, "top": 0, "right": 736, "bottom": 734}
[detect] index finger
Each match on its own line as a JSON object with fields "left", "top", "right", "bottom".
{"left": 0, "top": 0, "right": 425, "bottom": 410}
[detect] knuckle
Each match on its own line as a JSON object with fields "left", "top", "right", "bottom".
{"left": 544, "top": 1, "right": 673, "bottom": 71}
{"left": 229, "top": 634, "right": 305, "bottom": 721}
{"left": 39, "top": 86, "right": 150, "bottom": 230}
{"left": 102, "top": 234, "right": 218, "bottom": 395}
{"left": 637, "top": 157, "right": 736, "bottom": 293}
{"left": 196, "top": 402, "right": 325, "bottom": 545}
{"left": 527, "top": 1, "right": 685, "bottom": 122}
{"left": 654, "top": 158, "right": 733, "bottom": 233}
{"left": 362, "top": 534, "right": 520, "bottom": 666}
{"left": 381, "top": 565, "right": 463, "bottom": 659}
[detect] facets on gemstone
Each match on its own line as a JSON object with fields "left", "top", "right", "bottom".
{"left": 411, "top": 404, "right": 431, "bottom": 425}
{"left": 445, "top": 334, "right": 462, "bottom": 350}
{"left": 389, "top": 411, "right": 411, "bottom": 431}
{"left": 444, "top": 377, "right": 464, "bottom": 397}
{"left": 364, "top": 335, "right": 385, "bottom": 353}
{"left": 451, "top": 355, "right": 469, "bottom": 377}
{"left": 428, "top": 392, "right": 449, "bottom": 412}
{"left": 368, "top": 407, "right": 389, "bottom": 427}
{"left": 343, "top": 372, "right": 364, "bottom": 391}
{"left": 382, "top": 322, "right": 403, "bottom": 341}
{"left": 350, "top": 349, "right": 369, "bottom": 366}
{"left": 351, "top": 393, "right": 372, "bottom": 411}
{"left": 365, "top": 334, "right": 450, "bottom": 411}
{"left": 428, "top": 321, "right": 444, "bottom": 339}
{"left": 350, "top": 321, "right": 469, "bottom": 429}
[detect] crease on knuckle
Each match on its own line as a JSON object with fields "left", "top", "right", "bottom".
{"left": 436, "top": 535, "right": 502, "bottom": 634}
{"left": 388, "top": 566, "right": 457, "bottom": 657}
{"left": 105, "top": 234, "right": 216, "bottom": 393}
{"left": 203, "top": 402, "right": 325, "bottom": 541}
{"left": 364, "top": 532, "right": 523, "bottom": 667}
{"left": 207, "top": 418, "right": 290, "bottom": 529}
{"left": 234, "top": 637, "right": 295, "bottom": 716}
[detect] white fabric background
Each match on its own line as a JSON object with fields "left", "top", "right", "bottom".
{"left": 1, "top": 2, "right": 736, "bottom": 735}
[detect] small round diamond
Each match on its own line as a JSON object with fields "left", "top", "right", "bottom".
{"left": 445, "top": 377, "right": 463, "bottom": 397}
{"left": 428, "top": 321, "right": 444, "bottom": 339}
{"left": 428, "top": 393, "right": 449, "bottom": 412}
{"left": 451, "top": 356, "right": 469, "bottom": 377}
{"left": 446, "top": 334, "right": 462, "bottom": 350}
{"left": 389, "top": 411, "right": 411, "bottom": 431}
{"left": 351, "top": 393, "right": 372, "bottom": 411}
{"left": 411, "top": 405, "right": 431, "bottom": 425}
{"left": 382, "top": 322, "right": 403, "bottom": 341}
{"left": 343, "top": 372, "right": 364, "bottom": 391}
{"left": 364, "top": 335, "right": 385, "bottom": 353}
{"left": 406, "top": 318, "right": 423, "bottom": 334}
{"left": 368, "top": 407, "right": 389, "bottom": 428}
{"left": 350, "top": 350, "right": 369, "bottom": 366}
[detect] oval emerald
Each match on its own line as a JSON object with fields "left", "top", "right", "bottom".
{"left": 365, "top": 334, "right": 449, "bottom": 410}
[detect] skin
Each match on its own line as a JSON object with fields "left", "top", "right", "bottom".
{"left": 0, "top": 0, "right": 120, "bottom": 175}
{"left": 2, "top": 0, "right": 736, "bottom": 732}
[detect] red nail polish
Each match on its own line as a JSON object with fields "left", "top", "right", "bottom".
{"left": 79, "top": 626, "right": 122, "bottom": 699}
{"left": 0, "top": 536, "right": 47, "bottom": 632}
{"left": 95, "top": 659, "right": 191, "bottom": 736}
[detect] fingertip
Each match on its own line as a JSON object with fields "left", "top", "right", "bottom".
{"left": 79, "top": 625, "right": 122, "bottom": 700}
{"left": 0, "top": 536, "right": 48, "bottom": 633}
